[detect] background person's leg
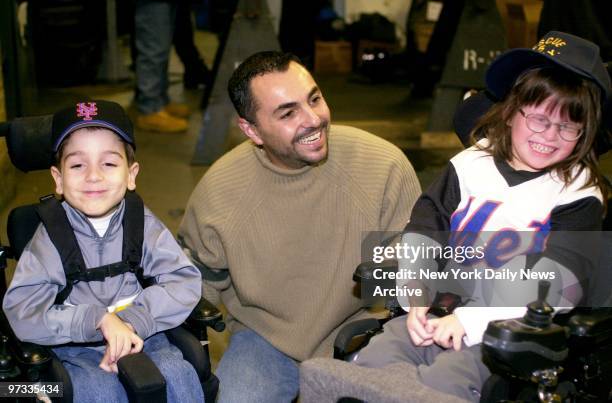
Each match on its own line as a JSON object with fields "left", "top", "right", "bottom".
{"left": 173, "top": 2, "right": 210, "bottom": 89}
{"left": 134, "top": 0, "right": 187, "bottom": 132}
{"left": 134, "top": 0, "right": 174, "bottom": 114}
{"left": 216, "top": 329, "right": 299, "bottom": 403}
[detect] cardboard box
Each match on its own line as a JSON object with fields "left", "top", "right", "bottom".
{"left": 314, "top": 40, "right": 352, "bottom": 74}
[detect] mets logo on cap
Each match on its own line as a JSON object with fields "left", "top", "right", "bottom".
{"left": 76, "top": 102, "right": 98, "bottom": 121}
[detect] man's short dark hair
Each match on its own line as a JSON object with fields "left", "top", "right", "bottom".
{"left": 227, "top": 51, "right": 302, "bottom": 123}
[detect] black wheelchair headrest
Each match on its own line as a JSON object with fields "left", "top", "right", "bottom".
{"left": 7, "top": 204, "right": 41, "bottom": 260}
{"left": 452, "top": 91, "right": 496, "bottom": 148}
{"left": 1, "top": 115, "right": 54, "bottom": 172}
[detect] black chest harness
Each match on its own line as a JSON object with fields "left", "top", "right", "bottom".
{"left": 35, "top": 192, "right": 150, "bottom": 305}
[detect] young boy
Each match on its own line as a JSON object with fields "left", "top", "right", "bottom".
{"left": 3, "top": 100, "right": 204, "bottom": 402}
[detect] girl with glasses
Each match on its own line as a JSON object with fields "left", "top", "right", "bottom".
{"left": 353, "top": 31, "right": 610, "bottom": 402}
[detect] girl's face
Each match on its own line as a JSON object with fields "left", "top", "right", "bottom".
{"left": 509, "top": 98, "right": 582, "bottom": 172}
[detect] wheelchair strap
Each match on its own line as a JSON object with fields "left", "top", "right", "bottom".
{"left": 36, "top": 192, "right": 148, "bottom": 305}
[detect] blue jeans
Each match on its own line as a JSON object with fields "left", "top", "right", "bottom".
{"left": 216, "top": 329, "right": 299, "bottom": 402}
{"left": 53, "top": 333, "right": 204, "bottom": 403}
{"left": 134, "top": 0, "right": 176, "bottom": 114}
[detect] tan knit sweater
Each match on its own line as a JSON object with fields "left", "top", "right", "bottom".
{"left": 178, "top": 125, "right": 421, "bottom": 361}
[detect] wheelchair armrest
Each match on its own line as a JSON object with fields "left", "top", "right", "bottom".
{"left": 186, "top": 297, "right": 225, "bottom": 335}
{"left": 333, "top": 318, "right": 384, "bottom": 360}
{"left": 555, "top": 307, "right": 612, "bottom": 340}
{"left": 117, "top": 352, "right": 167, "bottom": 403}
{"left": 165, "top": 326, "right": 219, "bottom": 402}
{"left": 165, "top": 326, "right": 211, "bottom": 380}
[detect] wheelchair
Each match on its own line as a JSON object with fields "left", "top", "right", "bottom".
{"left": 0, "top": 115, "right": 225, "bottom": 402}
{"left": 318, "top": 91, "right": 612, "bottom": 403}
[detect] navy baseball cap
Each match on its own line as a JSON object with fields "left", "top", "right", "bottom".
{"left": 51, "top": 100, "right": 135, "bottom": 152}
{"left": 486, "top": 31, "right": 611, "bottom": 103}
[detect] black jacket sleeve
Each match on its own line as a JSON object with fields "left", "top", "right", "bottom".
{"left": 406, "top": 163, "right": 461, "bottom": 237}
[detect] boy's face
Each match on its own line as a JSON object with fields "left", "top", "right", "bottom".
{"left": 50, "top": 128, "right": 139, "bottom": 218}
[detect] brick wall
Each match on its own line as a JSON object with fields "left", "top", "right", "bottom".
{"left": 0, "top": 45, "right": 17, "bottom": 211}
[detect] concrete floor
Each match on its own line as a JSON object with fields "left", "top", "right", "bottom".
{"left": 2, "top": 30, "right": 612, "bottom": 368}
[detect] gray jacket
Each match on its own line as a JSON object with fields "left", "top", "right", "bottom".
{"left": 3, "top": 199, "right": 202, "bottom": 345}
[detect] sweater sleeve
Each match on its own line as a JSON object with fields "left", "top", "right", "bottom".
{"left": 115, "top": 214, "right": 202, "bottom": 339}
{"left": 379, "top": 150, "right": 422, "bottom": 232}
{"left": 2, "top": 225, "right": 107, "bottom": 345}
{"left": 177, "top": 179, "right": 232, "bottom": 307}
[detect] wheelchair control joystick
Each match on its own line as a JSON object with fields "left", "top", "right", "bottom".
{"left": 525, "top": 280, "right": 555, "bottom": 327}
{"left": 481, "top": 281, "right": 569, "bottom": 401}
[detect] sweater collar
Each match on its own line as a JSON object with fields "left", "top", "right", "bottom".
{"left": 252, "top": 144, "right": 317, "bottom": 178}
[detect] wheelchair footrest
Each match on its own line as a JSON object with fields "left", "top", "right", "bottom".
{"left": 117, "top": 352, "right": 166, "bottom": 403}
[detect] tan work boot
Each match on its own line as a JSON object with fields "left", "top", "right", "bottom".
{"left": 165, "top": 103, "right": 191, "bottom": 118}
{"left": 136, "top": 110, "right": 188, "bottom": 132}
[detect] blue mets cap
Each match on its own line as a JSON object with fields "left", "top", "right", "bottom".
{"left": 51, "top": 100, "right": 135, "bottom": 152}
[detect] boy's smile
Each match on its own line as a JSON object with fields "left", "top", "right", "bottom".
{"left": 50, "top": 128, "right": 139, "bottom": 218}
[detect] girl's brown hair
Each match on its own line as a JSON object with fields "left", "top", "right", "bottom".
{"left": 471, "top": 67, "right": 608, "bottom": 200}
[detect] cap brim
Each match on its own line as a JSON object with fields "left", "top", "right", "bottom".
{"left": 485, "top": 48, "right": 604, "bottom": 100}
{"left": 52, "top": 120, "right": 133, "bottom": 152}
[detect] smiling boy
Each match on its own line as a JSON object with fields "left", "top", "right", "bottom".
{"left": 3, "top": 100, "right": 203, "bottom": 402}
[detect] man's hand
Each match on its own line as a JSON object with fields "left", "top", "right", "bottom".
{"left": 406, "top": 306, "right": 433, "bottom": 346}
{"left": 425, "top": 314, "right": 465, "bottom": 351}
{"left": 97, "top": 313, "right": 143, "bottom": 373}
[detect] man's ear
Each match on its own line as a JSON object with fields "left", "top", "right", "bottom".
{"left": 238, "top": 117, "right": 263, "bottom": 146}
{"left": 50, "top": 166, "right": 64, "bottom": 195}
{"left": 127, "top": 162, "right": 140, "bottom": 191}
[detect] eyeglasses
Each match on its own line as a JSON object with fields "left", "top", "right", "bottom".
{"left": 518, "top": 109, "right": 583, "bottom": 142}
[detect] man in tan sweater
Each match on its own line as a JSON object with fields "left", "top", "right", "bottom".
{"left": 178, "top": 51, "right": 422, "bottom": 402}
